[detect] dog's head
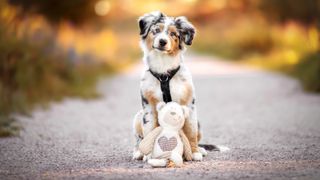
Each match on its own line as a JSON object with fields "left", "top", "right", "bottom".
{"left": 138, "top": 11, "right": 195, "bottom": 56}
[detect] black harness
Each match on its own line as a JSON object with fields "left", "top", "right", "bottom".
{"left": 149, "top": 66, "right": 180, "bottom": 103}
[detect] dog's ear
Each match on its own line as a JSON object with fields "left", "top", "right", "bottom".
{"left": 181, "top": 106, "right": 190, "bottom": 119}
{"left": 156, "top": 102, "right": 166, "bottom": 111}
{"left": 138, "top": 11, "right": 166, "bottom": 39}
{"left": 174, "top": 16, "right": 195, "bottom": 46}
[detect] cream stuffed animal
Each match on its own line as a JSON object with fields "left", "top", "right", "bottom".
{"left": 138, "top": 102, "right": 193, "bottom": 167}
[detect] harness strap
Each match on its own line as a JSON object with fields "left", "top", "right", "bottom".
{"left": 149, "top": 66, "right": 180, "bottom": 103}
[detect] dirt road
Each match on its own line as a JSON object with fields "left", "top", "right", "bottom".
{"left": 1, "top": 54, "right": 320, "bottom": 179}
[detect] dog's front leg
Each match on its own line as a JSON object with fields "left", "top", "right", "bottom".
{"left": 132, "top": 105, "right": 156, "bottom": 160}
{"left": 132, "top": 110, "right": 144, "bottom": 160}
{"left": 183, "top": 107, "right": 203, "bottom": 161}
{"left": 141, "top": 106, "right": 157, "bottom": 137}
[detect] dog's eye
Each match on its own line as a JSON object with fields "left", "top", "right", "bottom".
{"left": 155, "top": 28, "right": 161, "bottom": 33}
{"left": 170, "top": 32, "right": 177, "bottom": 37}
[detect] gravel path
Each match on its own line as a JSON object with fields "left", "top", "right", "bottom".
{"left": 1, "top": 54, "right": 320, "bottom": 179}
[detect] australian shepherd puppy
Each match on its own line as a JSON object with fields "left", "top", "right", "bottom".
{"left": 132, "top": 11, "right": 206, "bottom": 161}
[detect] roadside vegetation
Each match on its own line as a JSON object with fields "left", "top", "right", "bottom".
{"left": 191, "top": 0, "right": 319, "bottom": 92}
{"left": 0, "top": 1, "right": 139, "bottom": 136}
{"left": 194, "top": 20, "right": 319, "bottom": 92}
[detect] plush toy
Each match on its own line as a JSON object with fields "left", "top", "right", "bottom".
{"left": 138, "top": 102, "right": 193, "bottom": 167}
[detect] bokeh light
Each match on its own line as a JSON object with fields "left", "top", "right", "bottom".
{"left": 95, "top": 0, "right": 111, "bottom": 16}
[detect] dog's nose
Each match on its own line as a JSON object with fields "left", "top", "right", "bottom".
{"left": 159, "top": 39, "right": 167, "bottom": 47}
{"left": 170, "top": 112, "right": 176, "bottom": 115}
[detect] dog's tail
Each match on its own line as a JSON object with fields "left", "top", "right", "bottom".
{"left": 199, "top": 144, "right": 230, "bottom": 152}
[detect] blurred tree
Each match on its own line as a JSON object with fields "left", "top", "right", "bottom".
{"left": 8, "top": 0, "right": 97, "bottom": 24}
{"left": 258, "top": 0, "right": 320, "bottom": 24}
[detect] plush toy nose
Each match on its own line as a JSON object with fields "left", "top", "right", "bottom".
{"left": 170, "top": 111, "right": 176, "bottom": 115}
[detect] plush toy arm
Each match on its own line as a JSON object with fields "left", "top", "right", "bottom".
{"left": 139, "top": 127, "right": 162, "bottom": 155}
{"left": 179, "top": 130, "right": 193, "bottom": 161}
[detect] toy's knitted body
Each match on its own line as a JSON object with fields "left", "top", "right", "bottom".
{"left": 138, "top": 102, "right": 192, "bottom": 167}
{"left": 153, "top": 129, "right": 183, "bottom": 157}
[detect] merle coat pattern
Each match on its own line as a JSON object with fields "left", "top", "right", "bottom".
{"left": 132, "top": 11, "right": 206, "bottom": 161}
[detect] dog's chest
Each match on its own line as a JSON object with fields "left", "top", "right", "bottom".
{"left": 141, "top": 74, "right": 192, "bottom": 105}
{"left": 169, "top": 78, "right": 191, "bottom": 103}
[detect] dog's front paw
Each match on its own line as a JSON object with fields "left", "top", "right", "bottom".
{"left": 132, "top": 150, "right": 143, "bottom": 160}
{"left": 143, "top": 154, "right": 151, "bottom": 162}
{"left": 192, "top": 152, "right": 203, "bottom": 161}
{"left": 143, "top": 155, "right": 147, "bottom": 162}
{"left": 198, "top": 147, "right": 208, "bottom": 157}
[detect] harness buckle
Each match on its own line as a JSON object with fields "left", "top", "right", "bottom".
{"left": 159, "top": 75, "right": 169, "bottom": 82}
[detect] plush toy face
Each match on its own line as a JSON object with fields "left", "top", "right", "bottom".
{"left": 157, "top": 102, "right": 189, "bottom": 130}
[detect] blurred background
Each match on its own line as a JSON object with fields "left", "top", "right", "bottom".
{"left": 0, "top": 0, "right": 319, "bottom": 136}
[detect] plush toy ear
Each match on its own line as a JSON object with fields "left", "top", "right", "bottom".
{"left": 138, "top": 11, "right": 166, "bottom": 39}
{"left": 156, "top": 102, "right": 166, "bottom": 111}
{"left": 181, "top": 106, "right": 190, "bottom": 119}
{"left": 174, "top": 16, "right": 195, "bottom": 46}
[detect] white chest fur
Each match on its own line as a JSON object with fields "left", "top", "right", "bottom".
{"left": 169, "top": 76, "right": 192, "bottom": 103}
{"left": 140, "top": 65, "right": 194, "bottom": 104}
